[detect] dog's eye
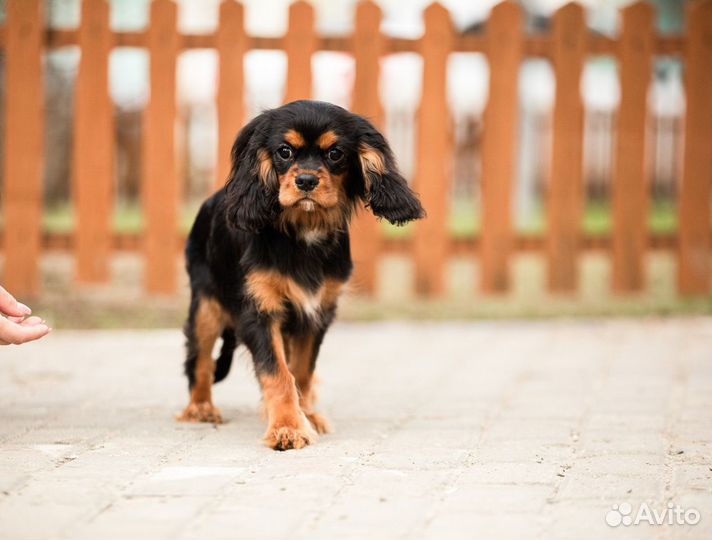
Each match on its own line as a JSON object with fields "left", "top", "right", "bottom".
{"left": 277, "top": 145, "right": 293, "bottom": 160}
{"left": 327, "top": 148, "right": 344, "bottom": 162}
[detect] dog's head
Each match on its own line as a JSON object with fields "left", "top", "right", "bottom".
{"left": 224, "top": 100, "right": 425, "bottom": 235}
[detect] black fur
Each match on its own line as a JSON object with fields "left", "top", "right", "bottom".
{"left": 353, "top": 116, "right": 426, "bottom": 225}
{"left": 182, "top": 100, "right": 424, "bottom": 413}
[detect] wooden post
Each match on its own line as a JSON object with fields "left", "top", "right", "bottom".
{"left": 413, "top": 2, "right": 453, "bottom": 296}
{"left": 677, "top": 0, "right": 712, "bottom": 295}
{"left": 143, "top": 0, "right": 179, "bottom": 295}
{"left": 2, "top": 0, "right": 44, "bottom": 297}
{"left": 284, "top": 1, "right": 315, "bottom": 103}
{"left": 215, "top": 0, "right": 246, "bottom": 191}
{"left": 350, "top": 0, "right": 384, "bottom": 296}
{"left": 74, "top": 0, "right": 113, "bottom": 283}
{"left": 547, "top": 3, "right": 585, "bottom": 292}
{"left": 480, "top": 1, "right": 523, "bottom": 293}
{"left": 612, "top": 1, "right": 654, "bottom": 293}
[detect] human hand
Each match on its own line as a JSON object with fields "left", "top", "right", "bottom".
{"left": 0, "top": 285, "right": 51, "bottom": 345}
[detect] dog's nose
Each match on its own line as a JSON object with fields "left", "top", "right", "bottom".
{"left": 295, "top": 173, "right": 319, "bottom": 192}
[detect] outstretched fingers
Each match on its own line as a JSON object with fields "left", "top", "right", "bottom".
{"left": 0, "top": 285, "right": 32, "bottom": 318}
{"left": 0, "top": 316, "right": 51, "bottom": 345}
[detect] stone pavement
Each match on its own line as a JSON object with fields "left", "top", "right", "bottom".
{"left": 0, "top": 318, "right": 710, "bottom": 539}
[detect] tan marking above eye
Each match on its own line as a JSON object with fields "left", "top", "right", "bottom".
{"left": 284, "top": 129, "right": 306, "bottom": 148}
{"left": 317, "top": 130, "right": 339, "bottom": 150}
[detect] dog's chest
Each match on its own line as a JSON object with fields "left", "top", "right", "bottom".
{"left": 245, "top": 270, "right": 343, "bottom": 320}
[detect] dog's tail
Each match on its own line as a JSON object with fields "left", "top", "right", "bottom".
{"left": 214, "top": 328, "right": 238, "bottom": 384}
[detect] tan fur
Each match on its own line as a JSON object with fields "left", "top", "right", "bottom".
{"left": 257, "top": 149, "right": 277, "bottom": 186}
{"left": 277, "top": 163, "right": 349, "bottom": 234}
{"left": 278, "top": 166, "right": 343, "bottom": 212}
{"left": 286, "top": 334, "right": 332, "bottom": 434}
{"left": 246, "top": 270, "right": 324, "bottom": 319}
{"left": 316, "top": 130, "right": 339, "bottom": 149}
{"left": 284, "top": 129, "right": 306, "bottom": 148}
{"left": 358, "top": 143, "right": 386, "bottom": 192}
{"left": 287, "top": 334, "right": 314, "bottom": 400}
{"left": 177, "top": 297, "right": 229, "bottom": 424}
{"left": 245, "top": 271, "right": 288, "bottom": 314}
{"left": 261, "top": 321, "right": 316, "bottom": 450}
{"left": 321, "top": 278, "right": 345, "bottom": 311}
{"left": 277, "top": 204, "right": 348, "bottom": 235}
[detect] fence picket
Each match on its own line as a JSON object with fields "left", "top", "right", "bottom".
{"left": 547, "top": 3, "right": 585, "bottom": 292}
{"left": 2, "top": 0, "right": 44, "bottom": 297}
{"left": 0, "top": 1, "right": 708, "bottom": 300}
{"left": 350, "top": 0, "right": 384, "bottom": 296}
{"left": 481, "top": 1, "right": 523, "bottom": 293}
{"left": 677, "top": 0, "right": 712, "bottom": 295}
{"left": 74, "top": 0, "right": 113, "bottom": 284}
{"left": 612, "top": 2, "right": 654, "bottom": 293}
{"left": 216, "top": 0, "right": 246, "bottom": 191}
{"left": 143, "top": 0, "right": 179, "bottom": 295}
{"left": 284, "top": 1, "right": 315, "bottom": 103}
{"left": 413, "top": 2, "right": 453, "bottom": 296}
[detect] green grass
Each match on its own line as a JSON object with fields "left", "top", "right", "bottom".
{"left": 382, "top": 198, "right": 678, "bottom": 239}
{"left": 35, "top": 201, "right": 202, "bottom": 235}
{"left": 0, "top": 197, "right": 680, "bottom": 239}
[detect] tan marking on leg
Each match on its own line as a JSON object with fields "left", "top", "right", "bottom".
{"left": 287, "top": 334, "right": 332, "bottom": 435}
{"left": 316, "top": 130, "right": 339, "bottom": 150}
{"left": 178, "top": 297, "right": 227, "bottom": 424}
{"left": 283, "top": 129, "right": 305, "bottom": 148}
{"left": 261, "top": 321, "right": 316, "bottom": 450}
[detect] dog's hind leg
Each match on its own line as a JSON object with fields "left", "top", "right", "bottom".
{"left": 178, "top": 296, "right": 227, "bottom": 423}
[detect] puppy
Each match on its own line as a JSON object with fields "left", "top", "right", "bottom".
{"left": 178, "top": 100, "right": 424, "bottom": 450}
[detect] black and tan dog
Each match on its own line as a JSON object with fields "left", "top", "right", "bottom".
{"left": 177, "top": 100, "right": 424, "bottom": 450}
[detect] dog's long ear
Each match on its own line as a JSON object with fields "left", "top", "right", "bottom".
{"left": 354, "top": 117, "right": 425, "bottom": 225}
{"left": 223, "top": 113, "right": 279, "bottom": 232}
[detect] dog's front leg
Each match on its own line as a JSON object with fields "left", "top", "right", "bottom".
{"left": 244, "top": 315, "right": 316, "bottom": 450}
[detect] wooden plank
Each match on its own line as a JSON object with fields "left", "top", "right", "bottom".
{"left": 284, "top": 1, "right": 315, "bottom": 103}
{"left": 112, "top": 31, "right": 145, "bottom": 48}
{"left": 612, "top": 1, "right": 654, "bottom": 293}
{"left": 413, "top": 3, "right": 454, "bottom": 296}
{"left": 143, "top": 0, "right": 179, "bottom": 295}
{"left": 547, "top": 3, "right": 586, "bottom": 292}
{"left": 349, "top": 0, "right": 384, "bottom": 296}
{"left": 2, "top": 0, "right": 44, "bottom": 297}
{"left": 31, "top": 231, "right": 679, "bottom": 255}
{"left": 74, "top": 0, "right": 113, "bottom": 283}
{"left": 480, "top": 1, "right": 523, "bottom": 293}
{"left": 215, "top": 0, "right": 247, "bottom": 190}
{"left": 677, "top": 0, "right": 712, "bottom": 295}
{"left": 588, "top": 36, "right": 617, "bottom": 56}
{"left": 0, "top": 25, "right": 687, "bottom": 56}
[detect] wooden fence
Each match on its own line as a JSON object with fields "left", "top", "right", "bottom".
{"left": 0, "top": 0, "right": 710, "bottom": 298}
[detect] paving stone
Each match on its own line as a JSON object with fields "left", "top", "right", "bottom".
{"left": 0, "top": 318, "right": 709, "bottom": 539}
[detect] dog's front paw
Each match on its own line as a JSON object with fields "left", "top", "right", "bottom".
{"left": 264, "top": 422, "right": 316, "bottom": 451}
{"left": 305, "top": 411, "right": 332, "bottom": 434}
{"left": 177, "top": 401, "right": 223, "bottom": 424}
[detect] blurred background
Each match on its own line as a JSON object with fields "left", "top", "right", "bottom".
{"left": 0, "top": 0, "right": 709, "bottom": 327}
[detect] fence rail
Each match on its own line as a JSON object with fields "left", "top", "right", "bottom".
{"left": 0, "top": 0, "right": 710, "bottom": 298}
